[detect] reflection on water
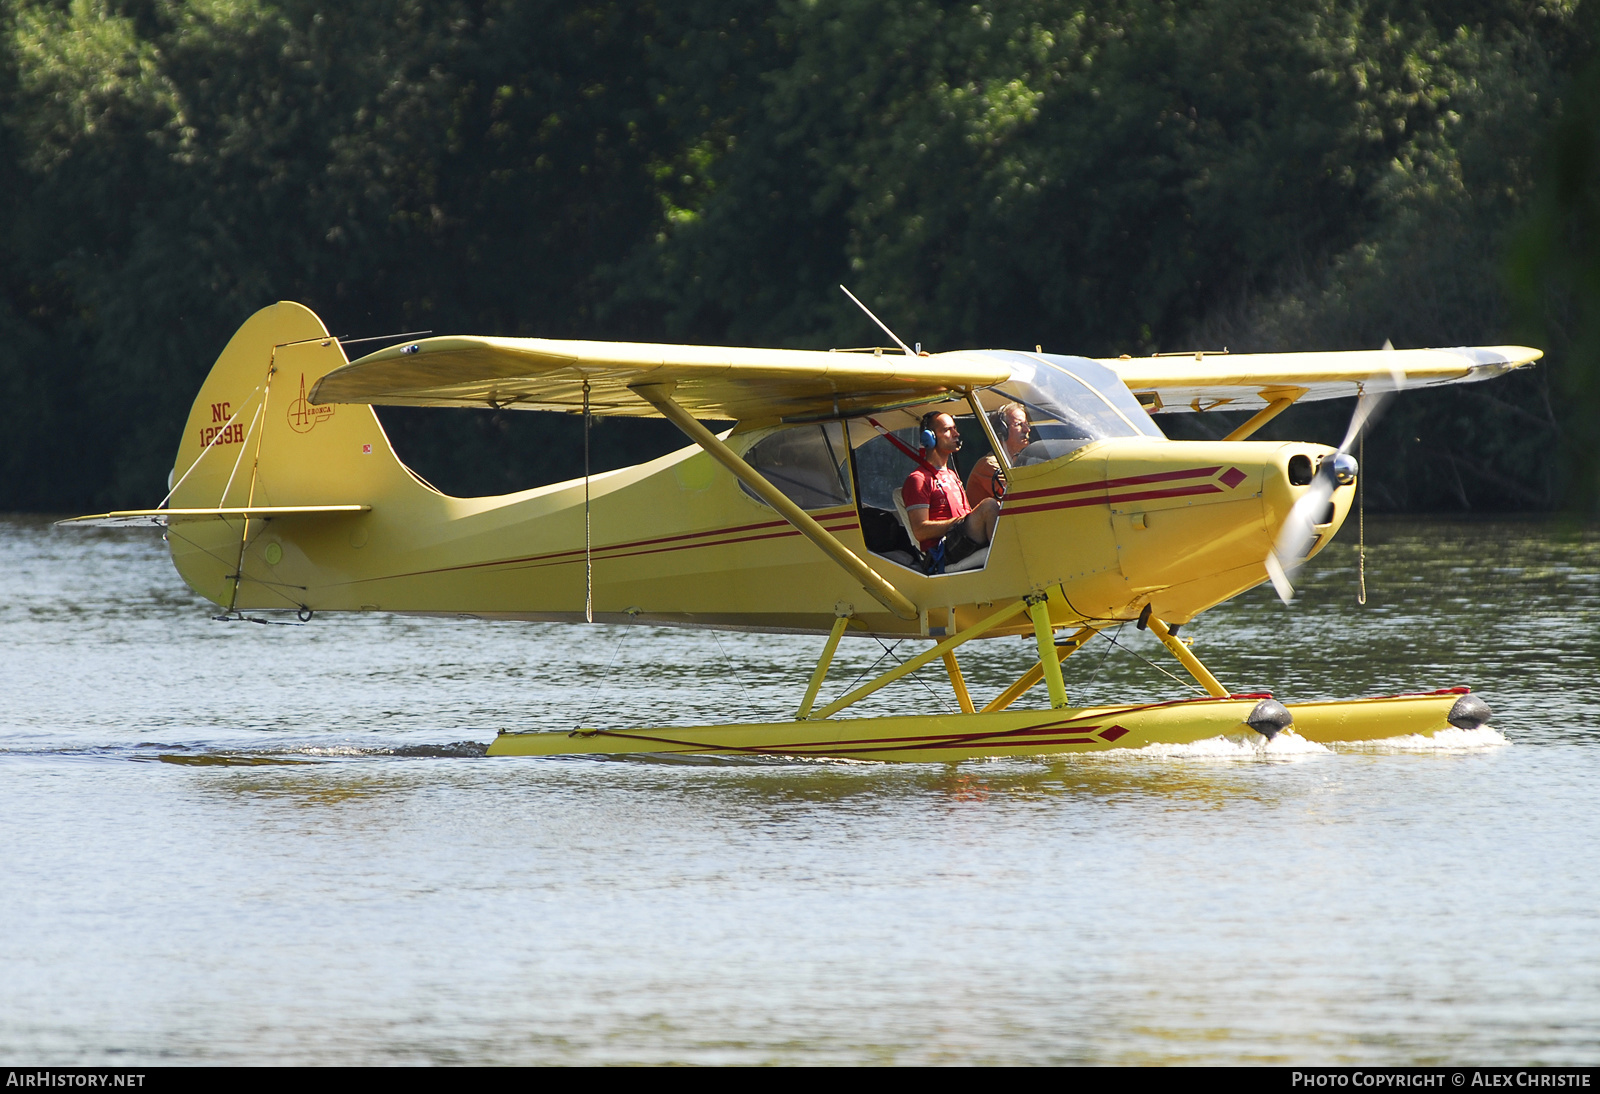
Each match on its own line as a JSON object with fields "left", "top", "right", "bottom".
{"left": 157, "top": 753, "right": 316, "bottom": 767}
{"left": 0, "top": 514, "right": 1597, "bottom": 1063}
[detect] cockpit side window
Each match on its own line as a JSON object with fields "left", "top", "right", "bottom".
{"left": 846, "top": 410, "right": 988, "bottom": 570}
{"left": 851, "top": 425, "right": 922, "bottom": 513}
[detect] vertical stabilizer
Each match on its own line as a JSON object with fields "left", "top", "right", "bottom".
{"left": 167, "top": 302, "right": 426, "bottom": 609}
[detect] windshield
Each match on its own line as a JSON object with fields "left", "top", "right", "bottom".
{"left": 976, "top": 351, "right": 1162, "bottom": 464}
{"left": 841, "top": 349, "right": 1163, "bottom": 509}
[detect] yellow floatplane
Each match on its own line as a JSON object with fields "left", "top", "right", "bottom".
{"left": 65, "top": 300, "right": 1540, "bottom": 760}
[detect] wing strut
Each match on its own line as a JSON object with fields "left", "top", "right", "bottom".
{"left": 631, "top": 382, "right": 918, "bottom": 621}
{"left": 1221, "top": 387, "right": 1307, "bottom": 441}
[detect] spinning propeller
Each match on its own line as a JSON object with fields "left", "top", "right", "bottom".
{"left": 1264, "top": 342, "right": 1404, "bottom": 603}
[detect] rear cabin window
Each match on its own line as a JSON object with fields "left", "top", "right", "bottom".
{"left": 738, "top": 423, "right": 852, "bottom": 510}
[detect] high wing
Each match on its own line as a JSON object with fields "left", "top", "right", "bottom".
{"left": 311, "top": 336, "right": 1011, "bottom": 420}
{"left": 1100, "top": 346, "right": 1542, "bottom": 414}
{"left": 311, "top": 335, "right": 1540, "bottom": 420}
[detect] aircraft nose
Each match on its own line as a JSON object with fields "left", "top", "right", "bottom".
{"left": 1265, "top": 442, "right": 1354, "bottom": 561}
{"left": 1325, "top": 451, "right": 1358, "bottom": 485}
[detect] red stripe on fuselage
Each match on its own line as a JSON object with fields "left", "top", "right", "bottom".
{"left": 1004, "top": 482, "right": 1222, "bottom": 516}
{"left": 1005, "top": 465, "right": 1223, "bottom": 503}
{"left": 506, "top": 522, "right": 860, "bottom": 572}
{"left": 355, "top": 510, "right": 858, "bottom": 584}
{"left": 346, "top": 463, "right": 1241, "bottom": 588}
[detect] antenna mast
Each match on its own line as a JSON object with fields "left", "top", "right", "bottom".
{"left": 839, "top": 285, "right": 917, "bottom": 358}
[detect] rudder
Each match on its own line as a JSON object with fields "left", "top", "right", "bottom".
{"left": 168, "top": 302, "right": 424, "bottom": 609}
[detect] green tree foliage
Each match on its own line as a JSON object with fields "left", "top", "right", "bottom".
{"left": 642, "top": 0, "right": 1585, "bottom": 509}
{"left": 1, "top": 0, "right": 701, "bottom": 503}
{"left": 1510, "top": 23, "right": 1600, "bottom": 513}
{"left": 0, "top": 0, "right": 1589, "bottom": 509}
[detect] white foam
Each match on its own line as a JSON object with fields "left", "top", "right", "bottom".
{"left": 1331, "top": 725, "right": 1509, "bottom": 752}
{"left": 1085, "top": 730, "right": 1331, "bottom": 761}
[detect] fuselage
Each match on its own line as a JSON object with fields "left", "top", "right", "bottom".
{"left": 164, "top": 304, "right": 1352, "bottom": 638}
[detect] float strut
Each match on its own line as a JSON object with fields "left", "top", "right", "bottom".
{"left": 1027, "top": 595, "right": 1069, "bottom": 709}
{"left": 942, "top": 651, "right": 975, "bottom": 713}
{"left": 811, "top": 599, "right": 1031, "bottom": 720}
{"left": 1145, "top": 615, "right": 1229, "bottom": 697}
{"left": 798, "top": 615, "right": 851, "bottom": 720}
{"left": 983, "top": 625, "right": 1096, "bottom": 713}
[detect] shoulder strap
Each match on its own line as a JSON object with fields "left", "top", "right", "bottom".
{"left": 866, "top": 416, "right": 939, "bottom": 474}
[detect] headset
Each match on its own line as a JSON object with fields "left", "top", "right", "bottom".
{"left": 919, "top": 411, "right": 940, "bottom": 452}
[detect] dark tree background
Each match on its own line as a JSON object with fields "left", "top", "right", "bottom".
{"left": 0, "top": 0, "right": 1594, "bottom": 509}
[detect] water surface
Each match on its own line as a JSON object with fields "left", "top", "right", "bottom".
{"left": 2, "top": 515, "right": 1597, "bottom": 1064}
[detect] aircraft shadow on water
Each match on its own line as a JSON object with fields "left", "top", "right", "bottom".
{"left": 64, "top": 296, "right": 1540, "bottom": 760}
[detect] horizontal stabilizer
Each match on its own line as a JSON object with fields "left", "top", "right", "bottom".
{"left": 57, "top": 505, "right": 371, "bottom": 528}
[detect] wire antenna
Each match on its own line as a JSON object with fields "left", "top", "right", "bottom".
{"left": 839, "top": 285, "right": 917, "bottom": 358}
{"left": 337, "top": 329, "right": 433, "bottom": 348}
{"left": 583, "top": 379, "right": 593, "bottom": 624}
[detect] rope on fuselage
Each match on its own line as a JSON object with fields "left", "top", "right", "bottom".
{"left": 574, "top": 607, "right": 638, "bottom": 732}
{"left": 584, "top": 379, "right": 593, "bottom": 625}
{"left": 1358, "top": 429, "right": 1368, "bottom": 605}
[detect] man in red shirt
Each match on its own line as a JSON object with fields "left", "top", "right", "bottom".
{"left": 902, "top": 411, "right": 1001, "bottom": 569}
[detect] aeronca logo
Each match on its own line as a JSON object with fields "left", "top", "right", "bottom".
{"left": 286, "top": 373, "right": 334, "bottom": 433}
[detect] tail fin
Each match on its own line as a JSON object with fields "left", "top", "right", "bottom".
{"left": 167, "top": 302, "right": 424, "bottom": 610}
